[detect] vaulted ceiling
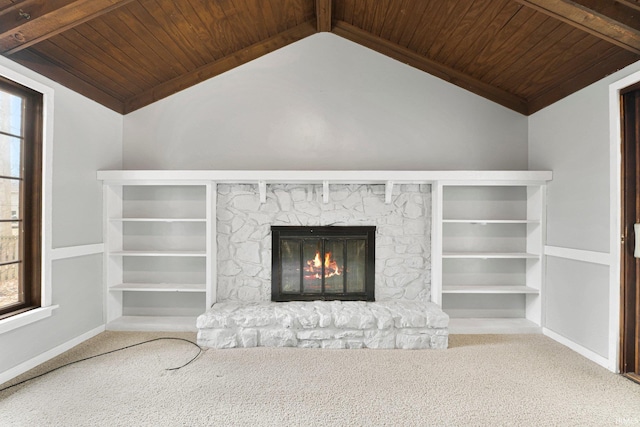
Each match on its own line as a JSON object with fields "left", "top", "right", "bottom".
{"left": 1, "top": 0, "right": 639, "bottom": 115}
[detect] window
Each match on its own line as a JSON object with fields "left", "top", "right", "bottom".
{"left": 0, "top": 75, "right": 43, "bottom": 320}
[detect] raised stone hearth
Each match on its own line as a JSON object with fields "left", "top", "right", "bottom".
{"left": 197, "top": 300, "right": 449, "bottom": 349}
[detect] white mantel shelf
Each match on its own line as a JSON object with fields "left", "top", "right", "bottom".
{"left": 97, "top": 170, "right": 552, "bottom": 185}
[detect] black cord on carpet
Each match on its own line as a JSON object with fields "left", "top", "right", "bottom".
{"left": 0, "top": 337, "right": 202, "bottom": 393}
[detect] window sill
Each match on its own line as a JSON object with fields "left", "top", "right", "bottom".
{"left": 0, "top": 305, "right": 59, "bottom": 334}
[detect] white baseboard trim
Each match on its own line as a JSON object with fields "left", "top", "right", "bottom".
{"left": 0, "top": 324, "right": 105, "bottom": 385}
{"left": 543, "top": 327, "right": 612, "bottom": 371}
{"left": 544, "top": 245, "right": 610, "bottom": 266}
{"left": 51, "top": 243, "right": 104, "bottom": 261}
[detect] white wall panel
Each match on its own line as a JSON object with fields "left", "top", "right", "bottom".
{"left": 544, "top": 257, "right": 609, "bottom": 358}
{"left": 0, "top": 255, "right": 103, "bottom": 373}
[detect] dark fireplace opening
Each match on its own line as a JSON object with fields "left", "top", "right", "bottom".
{"left": 271, "top": 226, "right": 375, "bottom": 302}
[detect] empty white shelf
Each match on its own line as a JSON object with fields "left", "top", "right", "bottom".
{"left": 106, "top": 315, "right": 198, "bottom": 332}
{"left": 110, "top": 250, "right": 206, "bottom": 257}
{"left": 109, "top": 283, "right": 206, "bottom": 292}
{"left": 442, "top": 252, "right": 539, "bottom": 259}
{"left": 442, "top": 219, "right": 539, "bottom": 224}
{"left": 442, "top": 285, "right": 540, "bottom": 294}
{"left": 110, "top": 217, "right": 206, "bottom": 222}
{"left": 448, "top": 318, "right": 542, "bottom": 334}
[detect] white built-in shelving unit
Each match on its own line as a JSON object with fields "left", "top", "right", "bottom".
{"left": 100, "top": 178, "right": 216, "bottom": 331}
{"left": 98, "top": 170, "right": 551, "bottom": 333}
{"left": 431, "top": 180, "right": 548, "bottom": 333}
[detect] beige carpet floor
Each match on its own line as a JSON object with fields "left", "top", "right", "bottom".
{"left": 1, "top": 332, "right": 640, "bottom": 426}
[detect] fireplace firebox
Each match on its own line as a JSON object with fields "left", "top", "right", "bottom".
{"left": 271, "top": 226, "right": 375, "bottom": 302}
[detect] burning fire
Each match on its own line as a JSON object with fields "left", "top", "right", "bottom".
{"left": 304, "top": 251, "right": 342, "bottom": 280}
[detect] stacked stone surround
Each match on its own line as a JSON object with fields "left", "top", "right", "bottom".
{"left": 204, "top": 183, "right": 448, "bottom": 350}
{"left": 216, "top": 183, "right": 431, "bottom": 302}
{"left": 197, "top": 300, "right": 449, "bottom": 349}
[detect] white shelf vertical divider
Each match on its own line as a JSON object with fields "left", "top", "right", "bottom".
{"left": 525, "top": 184, "right": 547, "bottom": 326}
{"left": 431, "top": 181, "right": 443, "bottom": 306}
{"left": 104, "top": 183, "right": 123, "bottom": 324}
{"left": 207, "top": 182, "right": 217, "bottom": 308}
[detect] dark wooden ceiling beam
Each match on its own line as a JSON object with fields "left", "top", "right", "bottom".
{"left": 513, "top": 0, "right": 640, "bottom": 54}
{"left": 332, "top": 20, "right": 529, "bottom": 115}
{"left": 576, "top": 0, "right": 640, "bottom": 29}
{"left": 0, "top": 0, "right": 135, "bottom": 55}
{"left": 616, "top": 0, "right": 640, "bottom": 13}
{"left": 124, "top": 20, "right": 317, "bottom": 114}
{"left": 316, "top": 0, "right": 332, "bottom": 32}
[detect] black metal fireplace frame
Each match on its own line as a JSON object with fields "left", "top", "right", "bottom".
{"left": 271, "top": 226, "right": 376, "bottom": 302}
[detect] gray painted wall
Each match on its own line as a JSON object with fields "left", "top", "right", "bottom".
{"left": 529, "top": 59, "right": 640, "bottom": 357}
{"left": 529, "top": 84, "right": 615, "bottom": 253}
{"left": 52, "top": 91, "right": 122, "bottom": 248}
{"left": 0, "top": 56, "right": 123, "bottom": 376}
{"left": 123, "top": 33, "right": 528, "bottom": 171}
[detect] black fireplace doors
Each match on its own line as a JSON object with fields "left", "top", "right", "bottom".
{"left": 271, "top": 226, "right": 375, "bottom": 302}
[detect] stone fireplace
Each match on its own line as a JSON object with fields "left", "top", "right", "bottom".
{"left": 197, "top": 182, "right": 448, "bottom": 350}
{"left": 216, "top": 183, "right": 431, "bottom": 303}
{"left": 271, "top": 225, "right": 376, "bottom": 301}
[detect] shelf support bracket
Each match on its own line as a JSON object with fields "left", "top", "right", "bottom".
{"left": 258, "top": 181, "right": 266, "bottom": 203}
{"left": 322, "top": 180, "right": 329, "bottom": 204}
{"left": 385, "top": 181, "right": 394, "bottom": 204}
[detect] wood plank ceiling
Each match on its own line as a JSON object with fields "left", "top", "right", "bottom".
{"left": 0, "top": 0, "right": 639, "bottom": 115}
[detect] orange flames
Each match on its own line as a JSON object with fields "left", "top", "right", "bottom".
{"left": 304, "top": 251, "right": 341, "bottom": 280}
